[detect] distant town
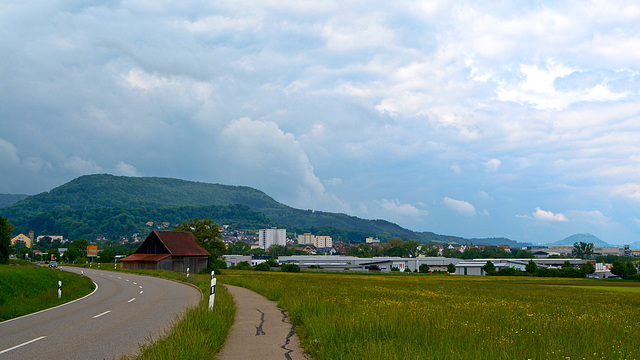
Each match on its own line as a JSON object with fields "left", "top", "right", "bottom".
{"left": 10, "top": 224, "right": 640, "bottom": 280}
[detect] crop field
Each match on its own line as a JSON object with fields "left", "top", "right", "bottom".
{"left": 219, "top": 271, "right": 640, "bottom": 360}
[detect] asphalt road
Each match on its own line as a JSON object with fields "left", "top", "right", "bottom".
{"left": 0, "top": 266, "right": 201, "bottom": 360}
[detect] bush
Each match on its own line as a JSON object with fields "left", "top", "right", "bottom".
{"left": 233, "top": 261, "right": 252, "bottom": 270}
{"left": 391, "top": 267, "right": 400, "bottom": 272}
{"left": 404, "top": 268, "right": 412, "bottom": 273}
{"left": 494, "top": 267, "right": 525, "bottom": 276}
{"left": 280, "top": 264, "right": 301, "bottom": 272}
{"left": 254, "top": 262, "right": 271, "bottom": 271}
{"left": 419, "top": 264, "right": 430, "bottom": 273}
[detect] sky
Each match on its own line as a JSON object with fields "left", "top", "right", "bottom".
{"left": 2, "top": 0, "right": 640, "bottom": 246}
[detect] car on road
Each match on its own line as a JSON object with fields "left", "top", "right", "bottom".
{"left": 49, "top": 261, "right": 58, "bottom": 268}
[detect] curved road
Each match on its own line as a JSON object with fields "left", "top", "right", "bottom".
{"left": 0, "top": 266, "right": 200, "bottom": 360}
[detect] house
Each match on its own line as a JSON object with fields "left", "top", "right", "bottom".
{"left": 119, "top": 231, "right": 209, "bottom": 273}
{"left": 11, "top": 233, "right": 32, "bottom": 248}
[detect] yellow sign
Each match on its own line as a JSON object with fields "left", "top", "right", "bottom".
{"left": 87, "top": 246, "right": 98, "bottom": 256}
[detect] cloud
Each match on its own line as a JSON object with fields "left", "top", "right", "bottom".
{"left": 566, "top": 210, "right": 609, "bottom": 225}
{"left": 219, "top": 117, "right": 328, "bottom": 208}
{"left": 484, "top": 158, "right": 501, "bottom": 171}
{"left": 114, "top": 162, "right": 139, "bottom": 177}
{"left": 532, "top": 207, "right": 568, "bottom": 222}
{"left": 497, "top": 60, "right": 629, "bottom": 110}
{"left": 374, "top": 199, "right": 427, "bottom": 227}
{"left": 62, "top": 157, "right": 102, "bottom": 175}
{"left": 0, "top": 138, "right": 19, "bottom": 164}
{"left": 443, "top": 197, "right": 476, "bottom": 216}
{"left": 611, "top": 183, "right": 640, "bottom": 202}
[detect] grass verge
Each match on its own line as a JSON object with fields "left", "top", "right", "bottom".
{"left": 0, "top": 260, "right": 95, "bottom": 322}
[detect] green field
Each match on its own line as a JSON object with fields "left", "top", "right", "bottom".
{"left": 0, "top": 262, "right": 95, "bottom": 321}
{"left": 218, "top": 271, "right": 640, "bottom": 360}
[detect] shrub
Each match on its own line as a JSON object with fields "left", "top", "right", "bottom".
{"left": 281, "top": 264, "right": 301, "bottom": 272}
{"left": 391, "top": 267, "right": 400, "bottom": 272}
{"left": 254, "top": 262, "right": 271, "bottom": 271}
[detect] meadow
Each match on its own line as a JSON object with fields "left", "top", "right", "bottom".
{"left": 219, "top": 271, "right": 640, "bottom": 360}
{"left": 0, "top": 261, "right": 95, "bottom": 321}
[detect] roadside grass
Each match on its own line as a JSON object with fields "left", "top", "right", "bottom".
{"left": 219, "top": 271, "right": 640, "bottom": 360}
{"left": 69, "top": 264, "right": 235, "bottom": 360}
{"left": 0, "top": 260, "right": 95, "bottom": 322}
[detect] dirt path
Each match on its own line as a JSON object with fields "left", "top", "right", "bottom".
{"left": 217, "top": 285, "right": 309, "bottom": 360}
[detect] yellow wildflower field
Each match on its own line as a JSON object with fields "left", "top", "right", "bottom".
{"left": 219, "top": 271, "right": 640, "bottom": 360}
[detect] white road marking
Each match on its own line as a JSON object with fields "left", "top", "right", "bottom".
{"left": 117, "top": 277, "right": 122, "bottom": 279}
{"left": 133, "top": 282, "right": 137, "bottom": 285}
{"left": 139, "top": 285, "right": 142, "bottom": 288}
{"left": 128, "top": 298, "right": 136, "bottom": 303}
{"left": 0, "top": 336, "right": 47, "bottom": 355}
{"left": 92, "top": 310, "right": 111, "bottom": 319}
{"left": 125, "top": 279, "right": 130, "bottom": 282}
{"left": 139, "top": 291, "right": 143, "bottom": 294}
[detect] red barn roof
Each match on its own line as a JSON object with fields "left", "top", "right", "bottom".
{"left": 153, "top": 231, "right": 210, "bottom": 256}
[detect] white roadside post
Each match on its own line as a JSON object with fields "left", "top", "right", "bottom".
{"left": 58, "top": 281, "right": 62, "bottom": 298}
{"left": 208, "top": 271, "right": 216, "bottom": 310}
{"left": 187, "top": 267, "right": 190, "bottom": 279}
{"left": 81, "top": 270, "right": 84, "bottom": 277}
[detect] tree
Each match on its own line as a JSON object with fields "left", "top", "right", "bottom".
{"left": 227, "top": 241, "right": 251, "bottom": 255}
{"left": 610, "top": 261, "right": 627, "bottom": 277}
{"left": 525, "top": 259, "right": 538, "bottom": 274}
{"left": 403, "top": 240, "right": 421, "bottom": 258}
{"left": 580, "top": 261, "right": 595, "bottom": 274}
{"left": 572, "top": 242, "right": 594, "bottom": 259}
{"left": 0, "top": 216, "right": 12, "bottom": 264}
{"left": 482, "top": 260, "right": 496, "bottom": 274}
{"left": 174, "top": 218, "right": 226, "bottom": 258}
{"left": 561, "top": 260, "right": 573, "bottom": 270}
{"left": 419, "top": 263, "right": 430, "bottom": 273}
{"left": 447, "top": 263, "right": 456, "bottom": 273}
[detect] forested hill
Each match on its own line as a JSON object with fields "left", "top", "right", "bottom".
{"left": 0, "top": 174, "right": 280, "bottom": 219}
{"left": 0, "top": 174, "right": 447, "bottom": 242}
{"left": 0, "top": 194, "right": 28, "bottom": 208}
{"left": 1, "top": 174, "right": 510, "bottom": 244}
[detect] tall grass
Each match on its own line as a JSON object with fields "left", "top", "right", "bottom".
{"left": 219, "top": 271, "right": 640, "bottom": 360}
{"left": 0, "top": 261, "right": 95, "bottom": 321}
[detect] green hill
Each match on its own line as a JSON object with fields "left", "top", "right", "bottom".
{"left": 1, "top": 174, "right": 530, "bottom": 245}
{"left": 0, "top": 194, "right": 29, "bottom": 208}
{"left": 1, "top": 174, "right": 454, "bottom": 243}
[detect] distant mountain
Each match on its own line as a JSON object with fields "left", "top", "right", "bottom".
{"left": 0, "top": 194, "right": 29, "bottom": 208}
{"left": 547, "top": 233, "right": 612, "bottom": 247}
{"left": 467, "top": 237, "right": 533, "bottom": 248}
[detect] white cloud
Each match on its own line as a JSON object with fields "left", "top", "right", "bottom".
{"left": 532, "top": 207, "right": 568, "bottom": 222}
{"left": 566, "top": 210, "right": 609, "bottom": 225}
{"left": 62, "top": 156, "right": 102, "bottom": 174}
{"left": 0, "top": 138, "right": 19, "bottom": 164}
{"left": 324, "top": 177, "right": 342, "bottom": 187}
{"left": 611, "top": 183, "right": 640, "bottom": 202}
{"left": 497, "top": 60, "right": 630, "bottom": 110}
{"left": 114, "top": 162, "right": 139, "bottom": 176}
{"left": 443, "top": 197, "right": 476, "bottom": 216}
{"left": 219, "top": 117, "right": 327, "bottom": 207}
{"left": 485, "top": 158, "right": 501, "bottom": 171}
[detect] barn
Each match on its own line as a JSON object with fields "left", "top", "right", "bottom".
{"left": 119, "top": 230, "right": 210, "bottom": 273}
